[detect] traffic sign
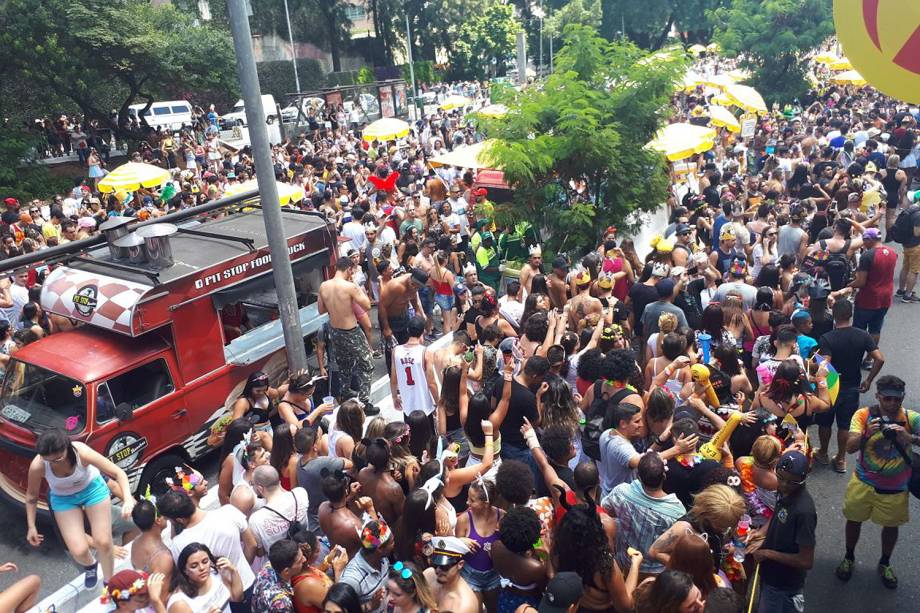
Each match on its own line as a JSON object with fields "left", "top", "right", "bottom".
{"left": 834, "top": 0, "right": 920, "bottom": 103}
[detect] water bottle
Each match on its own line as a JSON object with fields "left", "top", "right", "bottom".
{"left": 698, "top": 332, "right": 712, "bottom": 364}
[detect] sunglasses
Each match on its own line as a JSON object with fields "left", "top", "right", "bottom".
{"left": 433, "top": 561, "right": 459, "bottom": 571}
{"left": 392, "top": 561, "right": 413, "bottom": 579}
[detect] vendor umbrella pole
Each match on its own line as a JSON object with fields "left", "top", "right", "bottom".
{"left": 227, "top": 0, "right": 308, "bottom": 372}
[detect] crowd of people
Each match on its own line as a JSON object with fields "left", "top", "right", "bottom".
{"left": 5, "top": 45, "right": 920, "bottom": 613}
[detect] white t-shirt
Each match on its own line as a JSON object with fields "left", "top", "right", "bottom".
{"left": 2, "top": 284, "right": 29, "bottom": 329}
{"left": 341, "top": 221, "right": 367, "bottom": 252}
{"left": 166, "top": 576, "right": 232, "bottom": 613}
{"left": 170, "top": 505, "right": 255, "bottom": 590}
{"left": 247, "top": 488, "right": 309, "bottom": 553}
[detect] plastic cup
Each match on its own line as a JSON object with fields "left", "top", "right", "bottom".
{"left": 323, "top": 396, "right": 335, "bottom": 407}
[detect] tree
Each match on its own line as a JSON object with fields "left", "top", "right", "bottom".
{"left": 545, "top": 0, "right": 601, "bottom": 39}
{"left": 481, "top": 25, "right": 685, "bottom": 254}
{"left": 712, "top": 0, "right": 834, "bottom": 103}
{"left": 0, "top": 0, "right": 237, "bottom": 141}
{"left": 449, "top": 3, "right": 522, "bottom": 80}
{"left": 600, "top": 0, "right": 727, "bottom": 49}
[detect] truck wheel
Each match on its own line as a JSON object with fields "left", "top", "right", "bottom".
{"left": 137, "top": 452, "right": 188, "bottom": 498}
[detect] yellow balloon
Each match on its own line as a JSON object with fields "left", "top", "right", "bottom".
{"left": 833, "top": 0, "right": 920, "bottom": 103}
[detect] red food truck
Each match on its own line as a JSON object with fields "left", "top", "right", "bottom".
{"left": 0, "top": 198, "right": 336, "bottom": 513}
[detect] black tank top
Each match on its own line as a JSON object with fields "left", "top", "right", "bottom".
{"left": 882, "top": 171, "right": 902, "bottom": 207}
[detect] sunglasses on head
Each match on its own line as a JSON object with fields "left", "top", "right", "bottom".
{"left": 392, "top": 561, "right": 413, "bottom": 579}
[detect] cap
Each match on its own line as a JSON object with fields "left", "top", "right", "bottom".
{"left": 449, "top": 184, "right": 461, "bottom": 194}
{"left": 453, "top": 282, "right": 468, "bottom": 298}
{"left": 553, "top": 256, "right": 569, "bottom": 271}
{"left": 863, "top": 227, "right": 881, "bottom": 241}
{"left": 499, "top": 336, "right": 518, "bottom": 354}
{"left": 596, "top": 272, "right": 613, "bottom": 289}
{"left": 538, "top": 572, "right": 583, "bottom": 613}
{"left": 359, "top": 519, "right": 393, "bottom": 550}
{"left": 776, "top": 450, "right": 808, "bottom": 481}
{"left": 101, "top": 569, "right": 148, "bottom": 604}
{"left": 791, "top": 308, "right": 812, "bottom": 321}
{"left": 656, "top": 277, "right": 676, "bottom": 297}
{"left": 410, "top": 267, "right": 430, "bottom": 286}
{"left": 877, "top": 383, "right": 906, "bottom": 398}
{"left": 430, "top": 536, "right": 471, "bottom": 566}
{"left": 474, "top": 188, "right": 488, "bottom": 197}
{"left": 651, "top": 262, "right": 670, "bottom": 277}
{"left": 675, "top": 223, "right": 692, "bottom": 235}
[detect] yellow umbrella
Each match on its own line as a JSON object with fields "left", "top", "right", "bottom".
{"left": 726, "top": 69, "right": 750, "bottom": 82}
{"left": 429, "top": 140, "right": 498, "bottom": 169}
{"left": 813, "top": 52, "right": 838, "bottom": 64}
{"left": 708, "top": 105, "right": 741, "bottom": 133}
{"left": 703, "top": 73, "right": 735, "bottom": 90}
{"left": 688, "top": 44, "right": 707, "bottom": 55}
{"left": 706, "top": 42, "right": 719, "bottom": 52}
{"left": 97, "top": 162, "right": 170, "bottom": 193}
{"left": 830, "top": 70, "right": 867, "bottom": 86}
{"left": 440, "top": 95, "right": 472, "bottom": 111}
{"left": 647, "top": 123, "right": 717, "bottom": 162}
{"left": 680, "top": 71, "right": 705, "bottom": 92}
{"left": 477, "top": 104, "right": 509, "bottom": 119}
{"left": 711, "top": 92, "right": 733, "bottom": 106}
{"left": 724, "top": 83, "right": 768, "bottom": 114}
{"left": 223, "top": 179, "right": 305, "bottom": 206}
{"left": 829, "top": 57, "right": 853, "bottom": 71}
{"left": 362, "top": 117, "right": 410, "bottom": 142}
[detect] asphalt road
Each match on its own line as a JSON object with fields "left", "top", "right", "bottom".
{"left": 3, "top": 267, "right": 920, "bottom": 610}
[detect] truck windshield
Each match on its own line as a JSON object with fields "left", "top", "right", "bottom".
{"left": 0, "top": 361, "right": 86, "bottom": 433}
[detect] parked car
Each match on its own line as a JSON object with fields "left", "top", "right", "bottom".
{"left": 220, "top": 94, "right": 279, "bottom": 129}
{"left": 128, "top": 100, "right": 194, "bottom": 131}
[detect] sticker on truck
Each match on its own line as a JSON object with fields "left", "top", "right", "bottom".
{"left": 106, "top": 432, "right": 149, "bottom": 470}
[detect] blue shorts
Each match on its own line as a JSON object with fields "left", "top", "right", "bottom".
{"left": 462, "top": 565, "right": 501, "bottom": 592}
{"left": 853, "top": 307, "right": 888, "bottom": 336}
{"left": 418, "top": 286, "right": 434, "bottom": 316}
{"left": 50, "top": 475, "right": 109, "bottom": 512}
{"left": 434, "top": 292, "right": 455, "bottom": 312}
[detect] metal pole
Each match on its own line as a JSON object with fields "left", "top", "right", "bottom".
{"left": 550, "top": 34, "right": 553, "bottom": 73}
{"left": 282, "top": 0, "right": 301, "bottom": 93}
{"left": 227, "top": 0, "right": 308, "bottom": 372}
{"left": 538, "top": 0, "right": 543, "bottom": 76}
{"left": 404, "top": 12, "right": 419, "bottom": 120}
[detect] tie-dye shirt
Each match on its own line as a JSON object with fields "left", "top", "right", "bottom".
{"left": 850, "top": 407, "right": 920, "bottom": 491}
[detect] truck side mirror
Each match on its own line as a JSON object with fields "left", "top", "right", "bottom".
{"left": 115, "top": 402, "right": 134, "bottom": 422}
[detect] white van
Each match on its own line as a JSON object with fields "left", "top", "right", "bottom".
{"left": 128, "top": 100, "right": 194, "bottom": 131}
{"left": 221, "top": 94, "right": 279, "bottom": 128}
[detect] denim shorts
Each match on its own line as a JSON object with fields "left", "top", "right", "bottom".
{"left": 50, "top": 475, "right": 109, "bottom": 512}
{"left": 434, "top": 292, "right": 455, "bottom": 312}
{"left": 418, "top": 286, "right": 434, "bottom": 315}
{"left": 462, "top": 564, "right": 501, "bottom": 592}
{"left": 853, "top": 307, "right": 888, "bottom": 336}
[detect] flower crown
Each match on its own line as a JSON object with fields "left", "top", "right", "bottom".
{"left": 100, "top": 573, "right": 148, "bottom": 604}
{"left": 165, "top": 465, "right": 203, "bottom": 493}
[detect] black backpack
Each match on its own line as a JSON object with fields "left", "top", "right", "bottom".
{"left": 802, "top": 239, "right": 852, "bottom": 291}
{"left": 891, "top": 205, "right": 920, "bottom": 245}
{"left": 582, "top": 383, "right": 634, "bottom": 461}
{"left": 264, "top": 493, "right": 312, "bottom": 544}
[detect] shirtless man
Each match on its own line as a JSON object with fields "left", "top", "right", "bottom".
{"left": 426, "top": 330, "right": 470, "bottom": 394}
{"left": 412, "top": 238, "right": 437, "bottom": 337}
{"left": 318, "top": 256, "right": 375, "bottom": 409}
{"left": 422, "top": 537, "right": 479, "bottom": 613}
{"left": 548, "top": 256, "right": 570, "bottom": 310}
{"left": 356, "top": 439, "right": 405, "bottom": 526}
{"left": 378, "top": 267, "right": 428, "bottom": 373}
{"left": 568, "top": 270, "right": 603, "bottom": 330}
{"left": 519, "top": 245, "right": 544, "bottom": 295}
{"left": 317, "top": 470, "right": 378, "bottom": 559}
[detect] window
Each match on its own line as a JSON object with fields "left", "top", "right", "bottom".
{"left": 152, "top": 107, "right": 171, "bottom": 116}
{"left": 171, "top": 105, "right": 190, "bottom": 114}
{"left": 0, "top": 362, "right": 87, "bottom": 433}
{"left": 96, "top": 359, "right": 174, "bottom": 423}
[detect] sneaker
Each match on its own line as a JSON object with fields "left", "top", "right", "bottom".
{"left": 813, "top": 449, "right": 830, "bottom": 465}
{"left": 900, "top": 292, "right": 920, "bottom": 303}
{"left": 835, "top": 558, "right": 854, "bottom": 582}
{"left": 84, "top": 564, "right": 99, "bottom": 588}
{"left": 372, "top": 349, "right": 383, "bottom": 360}
{"left": 878, "top": 563, "right": 898, "bottom": 589}
{"left": 833, "top": 457, "right": 847, "bottom": 474}
{"left": 897, "top": 288, "right": 906, "bottom": 297}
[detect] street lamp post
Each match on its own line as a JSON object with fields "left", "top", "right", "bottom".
{"left": 226, "top": 0, "right": 309, "bottom": 372}
{"left": 534, "top": 2, "right": 544, "bottom": 76}
{"left": 282, "top": 0, "right": 301, "bottom": 93}
{"left": 405, "top": 12, "right": 420, "bottom": 119}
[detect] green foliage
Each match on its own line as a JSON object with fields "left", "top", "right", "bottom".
{"left": 482, "top": 25, "right": 685, "bottom": 254}
{"left": 545, "top": 0, "right": 601, "bottom": 39}
{"left": 712, "top": 0, "right": 834, "bottom": 103}
{"left": 449, "top": 3, "right": 522, "bottom": 80}
{"left": 356, "top": 67, "right": 376, "bottom": 85}
{"left": 0, "top": 128, "right": 72, "bottom": 201}
{"left": 0, "top": 0, "right": 237, "bottom": 141}
{"left": 601, "top": 0, "right": 727, "bottom": 48}
{"left": 256, "top": 59, "right": 327, "bottom": 99}
{"left": 402, "top": 61, "right": 440, "bottom": 85}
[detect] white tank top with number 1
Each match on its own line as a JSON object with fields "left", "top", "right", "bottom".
{"left": 393, "top": 343, "right": 435, "bottom": 416}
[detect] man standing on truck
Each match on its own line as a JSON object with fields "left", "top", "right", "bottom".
{"left": 319, "top": 256, "right": 377, "bottom": 415}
